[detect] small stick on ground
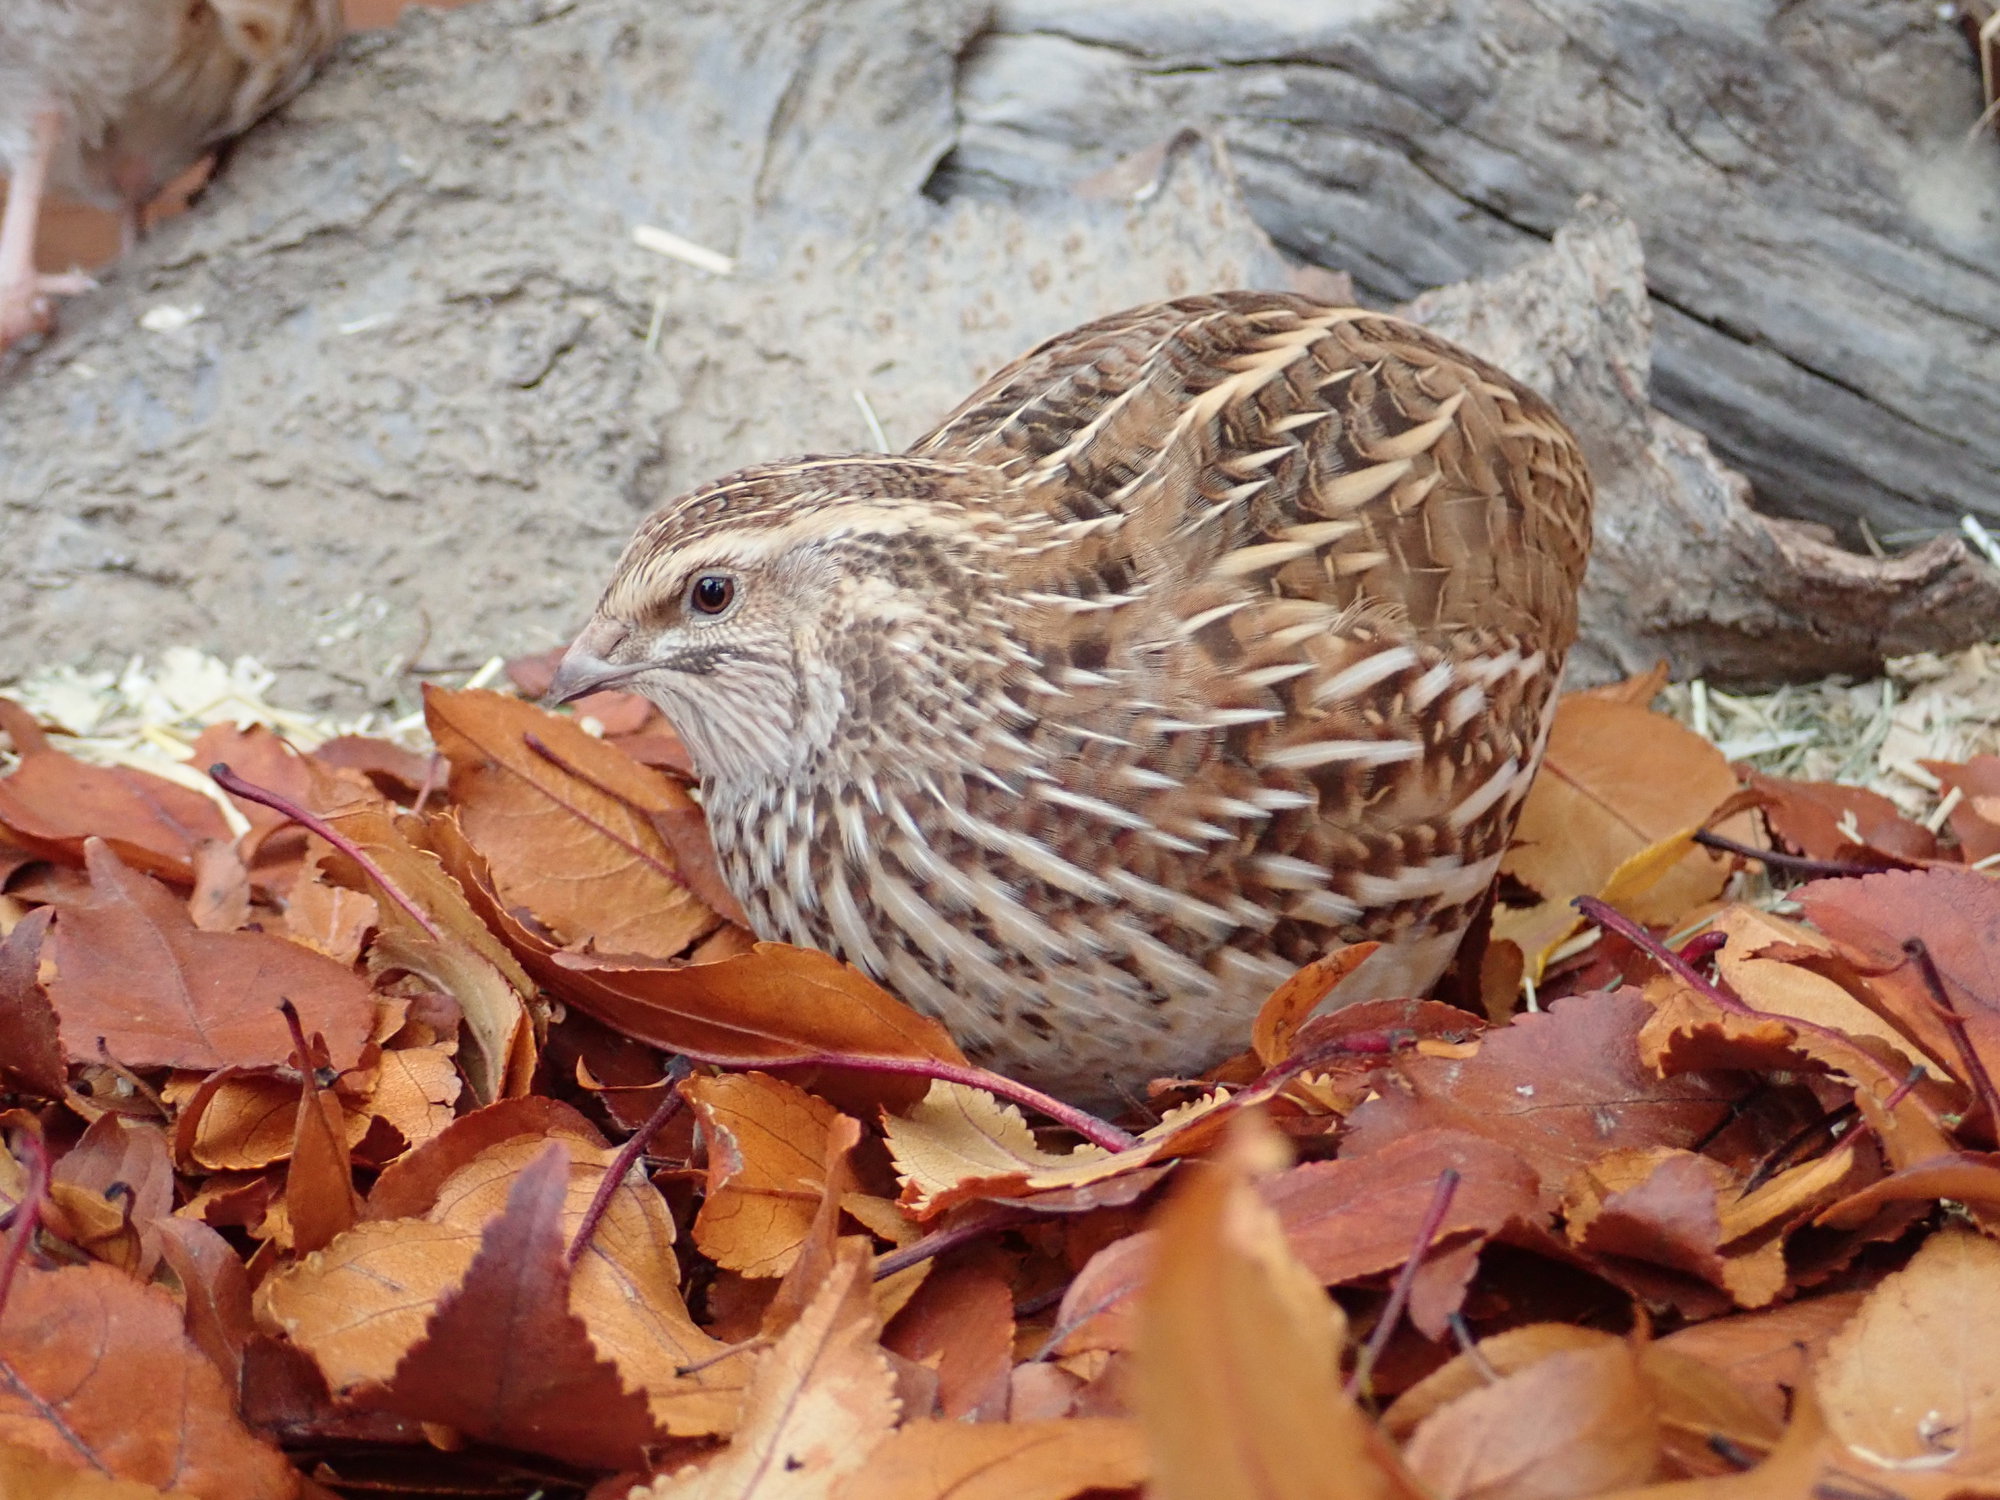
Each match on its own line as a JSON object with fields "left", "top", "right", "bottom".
{"left": 1904, "top": 937, "right": 2000, "bottom": 1134}
{"left": 210, "top": 763, "right": 448, "bottom": 946}
{"left": 1575, "top": 895, "right": 1757, "bottom": 1015}
{"left": 567, "top": 1057, "right": 693, "bottom": 1269}
{"left": 1346, "top": 1166, "right": 1460, "bottom": 1403}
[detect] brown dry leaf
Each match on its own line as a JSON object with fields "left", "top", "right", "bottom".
{"left": 186, "top": 840, "right": 249, "bottom": 933}
{"left": 1639, "top": 1345, "right": 1787, "bottom": 1479}
{"left": 1816, "top": 1227, "right": 2000, "bottom": 1476}
{"left": 1058, "top": 1129, "right": 1542, "bottom": 1355}
{"left": 0, "top": 1262, "right": 296, "bottom": 1500}
{"left": 634, "top": 1238, "right": 899, "bottom": 1498}
{"left": 154, "top": 1217, "right": 256, "bottom": 1392}
{"left": 0, "top": 906, "right": 64, "bottom": 1097}
{"left": 364, "top": 1045, "right": 460, "bottom": 1156}
{"left": 1560, "top": 1148, "right": 1790, "bottom": 1310}
{"left": 1817, "top": 1151, "right": 2000, "bottom": 1232}
{"left": 425, "top": 687, "right": 728, "bottom": 958}
{"left": 286, "top": 1049, "right": 360, "bottom": 1256}
{"left": 831, "top": 1418, "right": 1148, "bottom": 1500}
{"left": 1738, "top": 769, "right": 1938, "bottom": 865}
{"left": 1656, "top": 1294, "right": 1867, "bottom": 1431}
{"left": 1928, "top": 756, "right": 2000, "bottom": 865}
{"left": 264, "top": 1099, "right": 741, "bottom": 1438}
{"left": 1794, "top": 868, "right": 2000, "bottom": 1104}
{"left": 0, "top": 700, "right": 231, "bottom": 882}
{"left": 885, "top": 1081, "right": 1247, "bottom": 1219}
{"left": 176, "top": 1071, "right": 361, "bottom": 1172}
{"left": 281, "top": 865, "right": 377, "bottom": 965}
{"left": 46, "top": 1113, "right": 173, "bottom": 1277}
{"left": 1341, "top": 992, "right": 1740, "bottom": 1211}
{"left": 367, "top": 1141, "right": 660, "bottom": 1471}
{"left": 1134, "top": 1115, "right": 1422, "bottom": 1500}
{"left": 882, "top": 1253, "right": 1015, "bottom": 1422}
{"left": 683, "top": 1071, "right": 848, "bottom": 1277}
{"left": 303, "top": 766, "right": 536, "bottom": 1103}
{"left": 1401, "top": 1337, "right": 1660, "bottom": 1500}
{"left": 43, "top": 840, "right": 375, "bottom": 1071}
{"left": 1711, "top": 905, "right": 1945, "bottom": 1077}
{"left": 0, "top": 1442, "right": 190, "bottom": 1499}
{"left": 1496, "top": 696, "right": 1740, "bottom": 976}
{"left": 1640, "top": 974, "right": 1958, "bottom": 1172}
{"left": 1251, "top": 942, "right": 1379, "bottom": 1067}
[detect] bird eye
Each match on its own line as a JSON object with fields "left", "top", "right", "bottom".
{"left": 689, "top": 574, "right": 736, "bottom": 615}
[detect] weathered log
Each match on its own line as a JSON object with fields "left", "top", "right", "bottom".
{"left": 935, "top": 0, "right": 2000, "bottom": 545}
{"left": 0, "top": 0, "right": 1991, "bottom": 712}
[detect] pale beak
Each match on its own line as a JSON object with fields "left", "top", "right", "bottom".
{"left": 545, "top": 619, "right": 638, "bottom": 706}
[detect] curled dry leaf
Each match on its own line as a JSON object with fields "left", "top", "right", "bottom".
{"left": 1495, "top": 694, "right": 1741, "bottom": 977}
{"left": 0, "top": 1262, "right": 296, "bottom": 1500}
{"left": 683, "top": 1070, "right": 851, "bottom": 1277}
{"left": 425, "top": 687, "right": 731, "bottom": 958}
{"left": 301, "top": 766, "right": 536, "bottom": 1104}
{"left": 632, "top": 1239, "right": 898, "bottom": 1499}
{"left": 43, "top": 840, "right": 375, "bottom": 1072}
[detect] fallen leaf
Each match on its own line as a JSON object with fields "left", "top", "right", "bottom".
{"left": 634, "top": 1238, "right": 899, "bottom": 1497}
{"left": 684, "top": 1071, "right": 849, "bottom": 1277}
{"left": 44, "top": 840, "right": 375, "bottom": 1071}
{"left": 1815, "top": 1227, "right": 2000, "bottom": 1475}
{"left": 0, "top": 1442, "right": 188, "bottom": 1499}
{"left": 425, "top": 687, "right": 727, "bottom": 958}
{"left": 0, "top": 1262, "right": 296, "bottom": 1500}
{"left": 1927, "top": 757, "right": 2000, "bottom": 865}
{"left": 1496, "top": 697, "right": 1740, "bottom": 976}
{"left": 1251, "top": 943, "right": 1380, "bottom": 1067}
{"left": 883, "top": 1253, "right": 1015, "bottom": 1422}
{"left": 1134, "top": 1115, "right": 1422, "bottom": 1500}
{"left": 1402, "top": 1338, "right": 1660, "bottom": 1500}
{"left": 831, "top": 1418, "right": 1147, "bottom": 1500}
{"left": 0, "top": 906, "right": 66, "bottom": 1097}
{"left": 1341, "top": 992, "right": 1740, "bottom": 1212}
{"left": 0, "top": 701, "right": 230, "bottom": 883}
{"left": 366, "top": 1141, "right": 661, "bottom": 1470}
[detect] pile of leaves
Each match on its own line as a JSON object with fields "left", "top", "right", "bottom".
{"left": 0, "top": 659, "right": 1998, "bottom": 1500}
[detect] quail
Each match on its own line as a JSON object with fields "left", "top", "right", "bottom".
{"left": 553, "top": 293, "right": 1594, "bottom": 1105}
{"left": 1, "top": 0, "right": 342, "bottom": 351}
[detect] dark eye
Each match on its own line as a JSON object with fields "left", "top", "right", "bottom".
{"left": 689, "top": 574, "right": 735, "bottom": 615}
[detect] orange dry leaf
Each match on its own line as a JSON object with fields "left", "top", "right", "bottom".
{"left": 633, "top": 1239, "right": 899, "bottom": 1497}
{"left": 0, "top": 1262, "right": 296, "bottom": 1500}
{"left": 261, "top": 1097, "right": 740, "bottom": 1438}
{"left": 367, "top": 1142, "right": 660, "bottom": 1471}
{"left": 1736, "top": 769, "right": 1937, "bottom": 866}
{"left": 885, "top": 1081, "right": 1248, "bottom": 1219}
{"left": 0, "top": 906, "right": 64, "bottom": 1098}
{"left": 1401, "top": 1337, "right": 1660, "bottom": 1500}
{"left": 1134, "top": 1115, "right": 1422, "bottom": 1500}
{"left": 1815, "top": 1228, "right": 2000, "bottom": 1476}
{"left": 1250, "top": 942, "right": 1379, "bottom": 1067}
{"left": 1496, "top": 694, "right": 1740, "bottom": 976}
{"left": 43, "top": 840, "right": 375, "bottom": 1071}
{"left": 0, "top": 1442, "right": 189, "bottom": 1499}
{"left": 1927, "top": 756, "right": 2000, "bottom": 865}
{"left": 683, "top": 1071, "right": 850, "bottom": 1277}
{"left": 303, "top": 768, "right": 536, "bottom": 1104}
{"left": 831, "top": 1418, "right": 1148, "bottom": 1500}
{"left": 426, "top": 687, "right": 732, "bottom": 957}
{"left": 882, "top": 1253, "right": 1015, "bottom": 1422}
{"left": 0, "top": 699, "right": 231, "bottom": 883}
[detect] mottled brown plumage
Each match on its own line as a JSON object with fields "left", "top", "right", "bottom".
{"left": 555, "top": 293, "right": 1593, "bottom": 1104}
{"left": 1, "top": 0, "right": 341, "bottom": 349}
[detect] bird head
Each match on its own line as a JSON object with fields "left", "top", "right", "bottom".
{"left": 549, "top": 457, "right": 1015, "bottom": 799}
